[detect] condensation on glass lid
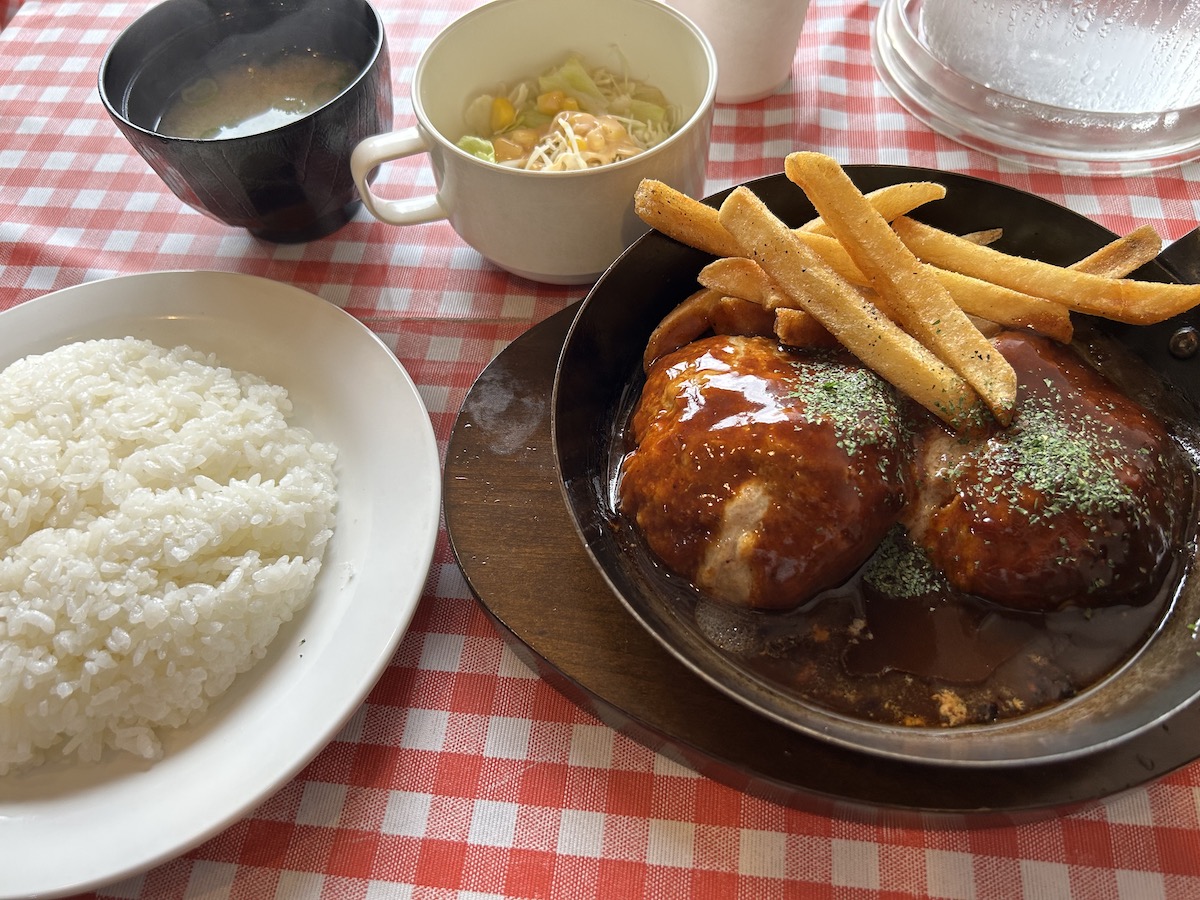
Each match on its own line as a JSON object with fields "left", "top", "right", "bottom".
{"left": 870, "top": 0, "right": 1200, "bottom": 173}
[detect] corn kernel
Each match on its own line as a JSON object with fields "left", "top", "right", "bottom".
{"left": 536, "top": 90, "right": 565, "bottom": 116}
{"left": 490, "top": 96, "right": 516, "bottom": 132}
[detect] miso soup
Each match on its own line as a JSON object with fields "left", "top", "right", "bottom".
{"left": 157, "top": 52, "right": 358, "bottom": 140}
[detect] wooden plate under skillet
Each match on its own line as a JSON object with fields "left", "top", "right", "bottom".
{"left": 444, "top": 302, "right": 1200, "bottom": 825}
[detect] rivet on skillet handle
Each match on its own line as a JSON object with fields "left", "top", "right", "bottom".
{"left": 1170, "top": 326, "right": 1200, "bottom": 360}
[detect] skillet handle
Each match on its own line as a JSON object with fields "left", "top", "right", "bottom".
{"left": 1108, "top": 224, "right": 1200, "bottom": 410}
{"left": 1158, "top": 226, "right": 1200, "bottom": 286}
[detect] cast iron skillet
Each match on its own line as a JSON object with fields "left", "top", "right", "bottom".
{"left": 552, "top": 165, "right": 1200, "bottom": 768}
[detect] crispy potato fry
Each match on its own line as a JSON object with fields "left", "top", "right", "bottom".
{"left": 1069, "top": 224, "right": 1162, "bottom": 278}
{"left": 699, "top": 257, "right": 836, "bottom": 346}
{"left": 718, "top": 185, "right": 980, "bottom": 427}
{"left": 773, "top": 307, "right": 840, "bottom": 348}
{"left": 967, "top": 315, "right": 1004, "bottom": 338}
{"left": 636, "top": 178, "right": 950, "bottom": 262}
{"left": 797, "top": 231, "right": 1071, "bottom": 342}
{"left": 710, "top": 295, "right": 779, "bottom": 338}
{"left": 793, "top": 231, "right": 868, "bottom": 284}
{"left": 790, "top": 232, "right": 905, "bottom": 320}
{"left": 785, "top": 152, "right": 1016, "bottom": 424}
{"left": 643, "top": 288, "right": 721, "bottom": 370}
{"left": 697, "top": 257, "right": 789, "bottom": 308}
{"left": 960, "top": 228, "right": 1004, "bottom": 245}
{"left": 892, "top": 215, "right": 1200, "bottom": 325}
{"left": 633, "top": 180, "right": 743, "bottom": 258}
{"left": 798, "top": 181, "right": 947, "bottom": 235}
{"left": 926, "top": 269, "right": 1074, "bottom": 343}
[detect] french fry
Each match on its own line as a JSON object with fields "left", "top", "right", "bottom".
{"left": 709, "top": 295, "right": 779, "bottom": 338}
{"left": 798, "top": 181, "right": 947, "bottom": 235}
{"left": 803, "top": 208, "right": 1155, "bottom": 284}
{"left": 927, "top": 268, "right": 1074, "bottom": 343}
{"left": 793, "top": 231, "right": 868, "bottom": 284}
{"left": 717, "top": 185, "right": 981, "bottom": 427}
{"left": 796, "top": 230, "right": 1072, "bottom": 342}
{"left": 891, "top": 215, "right": 1200, "bottom": 325}
{"left": 784, "top": 152, "right": 1016, "bottom": 424}
{"left": 698, "top": 256, "right": 836, "bottom": 346}
{"left": 960, "top": 228, "right": 1003, "bottom": 245}
{"left": 773, "top": 307, "right": 840, "bottom": 349}
{"left": 636, "top": 178, "right": 951, "bottom": 261}
{"left": 697, "top": 256, "right": 789, "bottom": 308}
{"left": 1069, "top": 224, "right": 1162, "bottom": 278}
{"left": 643, "top": 288, "right": 721, "bottom": 370}
{"left": 633, "top": 180, "right": 743, "bottom": 258}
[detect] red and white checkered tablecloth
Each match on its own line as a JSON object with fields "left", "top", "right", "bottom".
{"left": 2, "top": 0, "right": 1200, "bottom": 898}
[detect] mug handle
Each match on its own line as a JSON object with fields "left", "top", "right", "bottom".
{"left": 351, "top": 127, "right": 448, "bottom": 225}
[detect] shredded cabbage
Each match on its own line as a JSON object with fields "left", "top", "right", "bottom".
{"left": 456, "top": 135, "right": 496, "bottom": 164}
{"left": 455, "top": 53, "right": 679, "bottom": 172}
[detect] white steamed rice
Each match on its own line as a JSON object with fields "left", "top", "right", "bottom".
{"left": 0, "top": 337, "right": 338, "bottom": 774}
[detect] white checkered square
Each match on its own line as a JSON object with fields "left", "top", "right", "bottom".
{"left": 1020, "top": 860, "right": 1072, "bottom": 898}
{"left": 183, "top": 861, "right": 237, "bottom": 898}
{"left": 382, "top": 790, "right": 432, "bottom": 837}
{"left": 273, "top": 871, "right": 324, "bottom": 899}
{"left": 1116, "top": 869, "right": 1166, "bottom": 900}
{"left": 418, "top": 633, "right": 464, "bottom": 672}
{"left": 364, "top": 881, "right": 415, "bottom": 900}
{"left": 647, "top": 819, "right": 695, "bottom": 868}
{"left": 925, "top": 849, "right": 976, "bottom": 900}
{"left": 738, "top": 829, "right": 787, "bottom": 878}
{"left": 483, "top": 715, "right": 531, "bottom": 759}
{"left": 296, "top": 782, "right": 347, "bottom": 828}
{"left": 831, "top": 838, "right": 880, "bottom": 889}
{"left": 468, "top": 799, "right": 519, "bottom": 848}
{"left": 557, "top": 809, "right": 605, "bottom": 858}
{"left": 568, "top": 723, "right": 613, "bottom": 769}
{"left": 400, "top": 707, "right": 449, "bottom": 751}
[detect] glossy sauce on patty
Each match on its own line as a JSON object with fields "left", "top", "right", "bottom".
{"left": 620, "top": 335, "right": 913, "bottom": 611}
{"left": 907, "top": 331, "right": 1189, "bottom": 612}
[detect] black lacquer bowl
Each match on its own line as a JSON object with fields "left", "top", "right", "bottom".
{"left": 99, "top": 0, "right": 391, "bottom": 242}
{"left": 552, "top": 165, "right": 1200, "bottom": 767}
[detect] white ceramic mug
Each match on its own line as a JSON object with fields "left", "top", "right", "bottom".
{"left": 350, "top": 0, "right": 717, "bottom": 285}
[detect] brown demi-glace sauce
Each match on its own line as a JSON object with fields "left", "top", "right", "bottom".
{"left": 621, "top": 335, "right": 912, "bottom": 611}
{"left": 618, "top": 330, "right": 1197, "bottom": 727}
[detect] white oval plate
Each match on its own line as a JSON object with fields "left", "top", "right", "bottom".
{"left": 0, "top": 271, "right": 441, "bottom": 899}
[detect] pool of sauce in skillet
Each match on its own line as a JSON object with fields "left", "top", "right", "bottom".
{"left": 703, "top": 539, "right": 1183, "bottom": 727}
{"left": 617, "top": 328, "right": 1199, "bottom": 728}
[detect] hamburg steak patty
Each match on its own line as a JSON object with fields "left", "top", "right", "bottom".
{"left": 620, "top": 335, "right": 913, "bottom": 610}
{"left": 905, "top": 331, "right": 1190, "bottom": 612}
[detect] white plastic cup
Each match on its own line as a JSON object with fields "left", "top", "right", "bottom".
{"left": 667, "top": 0, "right": 811, "bottom": 104}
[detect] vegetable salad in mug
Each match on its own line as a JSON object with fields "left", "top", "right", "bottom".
{"left": 457, "top": 54, "right": 678, "bottom": 171}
